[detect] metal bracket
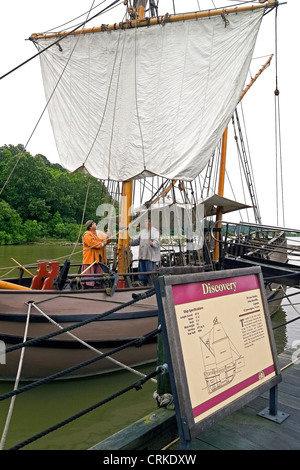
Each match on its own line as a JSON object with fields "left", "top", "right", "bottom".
{"left": 157, "top": 363, "right": 168, "bottom": 375}
{"left": 257, "top": 385, "right": 289, "bottom": 423}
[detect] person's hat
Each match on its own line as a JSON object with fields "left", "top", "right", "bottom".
{"left": 85, "top": 220, "right": 94, "bottom": 229}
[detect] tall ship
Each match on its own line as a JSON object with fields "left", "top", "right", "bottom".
{"left": 0, "top": 0, "right": 297, "bottom": 382}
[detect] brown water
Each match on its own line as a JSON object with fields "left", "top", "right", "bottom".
{"left": 0, "top": 244, "right": 299, "bottom": 450}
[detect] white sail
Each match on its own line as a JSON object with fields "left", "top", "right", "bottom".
{"left": 36, "top": 8, "right": 263, "bottom": 181}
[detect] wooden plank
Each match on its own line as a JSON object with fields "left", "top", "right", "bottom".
{"left": 277, "top": 390, "right": 300, "bottom": 411}
{"left": 168, "top": 355, "right": 300, "bottom": 450}
{"left": 278, "top": 380, "right": 300, "bottom": 399}
{"left": 90, "top": 408, "right": 177, "bottom": 451}
{"left": 280, "top": 365, "right": 300, "bottom": 380}
{"left": 89, "top": 348, "right": 300, "bottom": 451}
{"left": 191, "top": 403, "right": 300, "bottom": 450}
{"left": 195, "top": 422, "right": 266, "bottom": 450}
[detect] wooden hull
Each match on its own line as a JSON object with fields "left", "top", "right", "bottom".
{"left": 0, "top": 288, "right": 158, "bottom": 381}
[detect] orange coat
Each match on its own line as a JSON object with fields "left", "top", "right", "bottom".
{"left": 82, "top": 230, "right": 110, "bottom": 265}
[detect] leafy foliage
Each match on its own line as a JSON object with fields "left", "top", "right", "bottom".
{"left": 0, "top": 145, "right": 114, "bottom": 245}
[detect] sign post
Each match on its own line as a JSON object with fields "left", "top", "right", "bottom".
{"left": 155, "top": 266, "right": 283, "bottom": 449}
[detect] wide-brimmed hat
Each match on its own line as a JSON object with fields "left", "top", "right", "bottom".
{"left": 85, "top": 220, "right": 94, "bottom": 229}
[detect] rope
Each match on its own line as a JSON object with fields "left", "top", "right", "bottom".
{"left": 0, "top": 0, "right": 122, "bottom": 81}
{"left": 0, "top": 1, "right": 122, "bottom": 196}
{"left": 5, "top": 288, "right": 156, "bottom": 354}
{"left": 273, "top": 4, "right": 285, "bottom": 226}
{"left": 161, "top": 437, "right": 179, "bottom": 451}
{"left": 71, "top": 180, "right": 91, "bottom": 257}
{"left": 272, "top": 288, "right": 300, "bottom": 331}
{"left": 83, "top": 9, "right": 127, "bottom": 175}
{"left": 8, "top": 367, "right": 163, "bottom": 451}
{"left": 280, "top": 356, "right": 300, "bottom": 372}
{"left": 0, "top": 303, "right": 32, "bottom": 450}
{"left": 43, "top": 0, "right": 115, "bottom": 35}
{"left": 264, "top": 270, "right": 300, "bottom": 283}
{"left": 286, "top": 292, "right": 300, "bottom": 316}
{"left": 273, "top": 314, "right": 300, "bottom": 331}
{"left": 32, "top": 301, "right": 158, "bottom": 382}
{"left": 0, "top": 327, "right": 160, "bottom": 403}
{"left": 277, "top": 287, "right": 300, "bottom": 372}
{"left": 269, "top": 290, "right": 300, "bottom": 304}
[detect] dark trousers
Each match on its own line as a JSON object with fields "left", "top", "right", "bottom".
{"left": 138, "top": 260, "right": 156, "bottom": 286}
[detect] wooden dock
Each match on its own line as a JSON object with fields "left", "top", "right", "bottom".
{"left": 90, "top": 347, "right": 300, "bottom": 451}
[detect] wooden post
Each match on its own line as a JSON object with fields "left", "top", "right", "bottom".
{"left": 117, "top": 180, "right": 133, "bottom": 287}
{"left": 213, "top": 127, "right": 228, "bottom": 262}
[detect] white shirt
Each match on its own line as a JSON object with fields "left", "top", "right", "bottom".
{"left": 131, "top": 226, "right": 160, "bottom": 262}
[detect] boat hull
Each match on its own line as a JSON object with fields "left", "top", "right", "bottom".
{"left": 0, "top": 288, "right": 158, "bottom": 381}
{"left": 1, "top": 341, "right": 157, "bottom": 382}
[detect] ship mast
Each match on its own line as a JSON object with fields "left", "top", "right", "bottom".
{"left": 116, "top": 1, "right": 148, "bottom": 287}
{"left": 213, "top": 128, "right": 228, "bottom": 262}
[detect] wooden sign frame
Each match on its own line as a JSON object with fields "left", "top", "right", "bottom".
{"left": 155, "top": 266, "right": 281, "bottom": 449}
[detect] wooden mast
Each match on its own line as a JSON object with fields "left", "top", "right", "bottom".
{"left": 213, "top": 128, "right": 228, "bottom": 262}
{"left": 116, "top": 180, "right": 133, "bottom": 287}
{"left": 116, "top": 1, "right": 147, "bottom": 287}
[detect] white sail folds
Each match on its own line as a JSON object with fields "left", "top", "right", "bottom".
{"left": 37, "top": 9, "right": 263, "bottom": 181}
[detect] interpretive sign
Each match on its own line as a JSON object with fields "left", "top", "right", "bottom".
{"left": 155, "top": 266, "right": 281, "bottom": 447}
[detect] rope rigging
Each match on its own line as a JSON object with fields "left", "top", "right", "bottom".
{"left": 0, "top": 302, "right": 32, "bottom": 450}
{"left": 231, "top": 108, "right": 262, "bottom": 224}
{"left": 0, "top": 0, "right": 123, "bottom": 198}
{"left": 273, "top": 4, "right": 285, "bottom": 227}
{"left": 8, "top": 366, "right": 164, "bottom": 451}
{"left": 0, "top": 326, "right": 160, "bottom": 403}
{"left": 0, "top": 285, "right": 160, "bottom": 449}
{"left": 0, "top": 0, "right": 123, "bottom": 82}
{"left": 43, "top": 0, "right": 117, "bottom": 35}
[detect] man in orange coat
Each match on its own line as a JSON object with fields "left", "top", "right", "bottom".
{"left": 82, "top": 220, "right": 111, "bottom": 287}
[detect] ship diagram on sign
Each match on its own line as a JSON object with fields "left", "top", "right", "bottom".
{"left": 200, "top": 317, "right": 244, "bottom": 393}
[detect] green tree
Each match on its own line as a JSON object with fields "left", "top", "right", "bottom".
{"left": 48, "top": 211, "right": 63, "bottom": 237}
{"left": 22, "top": 220, "right": 43, "bottom": 242}
{"left": 0, "top": 200, "right": 23, "bottom": 244}
{"left": 0, "top": 145, "right": 115, "bottom": 244}
{"left": 0, "top": 151, "right": 53, "bottom": 221}
{"left": 27, "top": 199, "right": 51, "bottom": 222}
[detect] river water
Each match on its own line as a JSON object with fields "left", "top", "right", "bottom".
{"left": 0, "top": 243, "right": 299, "bottom": 450}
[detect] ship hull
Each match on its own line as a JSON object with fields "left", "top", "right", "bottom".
{"left": 0, "top": 288, "right": 158, "bottom": 381}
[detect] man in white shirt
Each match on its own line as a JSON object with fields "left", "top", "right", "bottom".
{"left": 131, "top": 217, "right": 160, "bottom": 286}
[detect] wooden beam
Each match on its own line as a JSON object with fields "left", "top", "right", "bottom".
{"left": 30, "top": 2, "right": 276, "bottom": 40}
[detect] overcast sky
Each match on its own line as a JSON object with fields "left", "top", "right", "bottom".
{"left": 0, "top": 1, "right": 297, "bottom": 229}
